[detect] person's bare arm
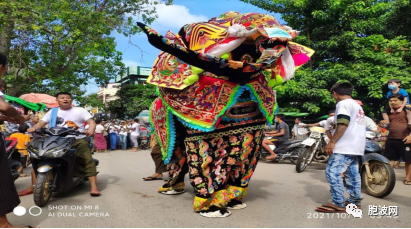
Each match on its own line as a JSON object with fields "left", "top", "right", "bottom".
{"left": 0, "top": 98, "right": 28, "bottom": 124}
{"left": 326, "top": 130, "right": 332, "bottom": 139}
{"left": 324, "top": 124, "right": 348, "bottom": 155}
{"left": 272, "top": 128, "right": 285, "bottom": 137}
{"left": 27, "top": 120, "right": 48, "bottom": 132}
{"left": 84, "top": 119, "right": 96, "bottom": 136}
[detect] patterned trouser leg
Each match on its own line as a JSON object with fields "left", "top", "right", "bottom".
{"left": 226, "top": 129, "right": 263, "bottom": 202}
{"left": 158, "top": 139, "right": 188, "bottom": 193}
{"left": 185, "top": 124, "right": 265, "bottom": 212}
{"left": 326, "top": 153, "right": 363, "bottom": 207}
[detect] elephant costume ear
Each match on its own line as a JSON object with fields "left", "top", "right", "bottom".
{"left": 288, "top": 42, "right": 314, "bottom": 69}
{"left": 142, "top": 25, "right": 204, "bottom": 90}
{"left": 265, "top": 43, "right": 314, "bottom": 87}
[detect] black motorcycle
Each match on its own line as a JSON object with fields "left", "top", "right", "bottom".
{"left": 261, "top": 140, "right": 303, "bottom": 164}
{"left": 361, "top": 131, "right": 395, "bottom": 198}
{"left": 27, "top": 127, "right": 99, "bottom": 207}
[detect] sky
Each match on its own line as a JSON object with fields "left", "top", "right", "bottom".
{"left": 83, "top": 0, "right": 283, "bottom": 94}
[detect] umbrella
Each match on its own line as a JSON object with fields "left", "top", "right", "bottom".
{"left": 19, "top": 93, "right": 59, "bottom": 108}
{"left": 5, "top": 95, "right": 46, "bottom": 111}
{"left": 135, "top": 110, "right": 149, "bottom": 124}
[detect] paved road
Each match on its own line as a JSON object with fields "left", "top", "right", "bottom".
{"left": 8, "top": 149, "right": 411, "bottom": 227}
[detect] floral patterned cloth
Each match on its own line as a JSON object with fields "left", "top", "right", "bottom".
{"left": 186, "top": 121, "right": 264, "bottom": 212}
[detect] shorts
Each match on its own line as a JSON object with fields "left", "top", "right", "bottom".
{"left": 382, "top": 105, "right": 411, "bottom": 114}
{"left": 383, "top": 138, "right": 411, "bottom": 163}
{"left": 268, "top": 138, "right": 286, "bottom": 146}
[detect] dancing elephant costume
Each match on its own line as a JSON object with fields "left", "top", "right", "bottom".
{"left": 138, "top": 11, "right": 314, "bottom": 217}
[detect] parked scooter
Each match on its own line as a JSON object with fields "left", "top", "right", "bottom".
{"left": 361, "top": 131, "right": 395, "bottom": 198}
{"left": 5, "top": 137, "right": 21, "bottom": 181}
{"left": 261, "top": 140, "right": 304, "bottom": 164}
{"left": 295, "top": 126, "right": 329, "bottom": 173}
{"left": 27, "top": 127, "right": 99, "bottom": 207}
{"left": 139, "top": 136, "right": 149, "bottom": 150}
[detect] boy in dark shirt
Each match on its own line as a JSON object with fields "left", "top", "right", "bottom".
{"left": 381, "top": 94, "right": 411, "bottom": 185}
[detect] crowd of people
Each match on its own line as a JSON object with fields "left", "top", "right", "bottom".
{"left": 91, "top": 119, "right": 151, "bottom": 153}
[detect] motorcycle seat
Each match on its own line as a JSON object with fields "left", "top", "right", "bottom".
{"left": 279, "top": 140, "right": 303, "bottom": 146}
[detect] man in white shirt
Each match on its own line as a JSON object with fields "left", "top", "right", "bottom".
{"left": 21, "top": 92, "right": 101, "bottom": 197}
{"left": 316, "top": 83, "right": 365, "bottom": 213}
{"left": 354, "top": 100, "right": 378, "bottom": 132}
{"left": 303, "top": 110, "right": 335, "bottom": 139}
{"left": 128, "top": 119, "right": 140, "bottom": 152}
{"left": 291, "top": 117, "right": 308, "bottom": 140}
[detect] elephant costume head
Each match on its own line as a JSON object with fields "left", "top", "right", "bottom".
{"left": 137, "top": 11, "right": 314, "bottom": 89}
{"left": 138, "top": 12, "right": 314, "bottom": 163}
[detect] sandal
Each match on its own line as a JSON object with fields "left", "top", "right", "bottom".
{"left": 315, "top": 203, "right": 346, "bottom": 213}
{"left": 265, "top": 155, "right": 279, "bottom": 161}
{"left": 143, "top": 176, "right": 163, "bottom": 181}
{"left": 403, "top": 180, "right": 411, "bottom": 185}
{"left": 90, "top": 189, "right": 101, "bottom": 196}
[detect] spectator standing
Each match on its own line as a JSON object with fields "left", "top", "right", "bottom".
{"left": 316, "top": 82, "right": 365, "bottom": 213}
{"left": 291, "top": 117, "right": 308, "bottom": 140}
{"left": 118, "top": 121, "right": 128, "bottom": 150}
{"left": 94, "top": 120, "right": 108, "bottom": 153}
{"left": 109, "top": 122, "right": 119, "bottom": 150}
{"left": 380, "top": 94, "right": 411, "bottom": 184}
{"left": 129, "top": 119, "right": 140, "bottom": 152}
{"left": 127, "top": 119, "right": 133, "bottom": 149}
{"left": 382, "top": 79, "right": 411, "bottom": 129}
{"left": 303, "top": 110, "right": 336, "bottom": 139}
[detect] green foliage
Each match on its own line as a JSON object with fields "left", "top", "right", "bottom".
{"left": 0, "top": 0, "right": 172, "bottom": 97}
{"left": 107, "top": 84, "right": 157, "bottom": 118}
{"left": 241, "top": 0, "right": 411, "bottom": 118}
{"left": 77, "top": 93, "right": 105, "bottom": 110}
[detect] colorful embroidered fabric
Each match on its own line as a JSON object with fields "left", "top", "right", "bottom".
{"left": 186, "top": 122, "right": 264, "bottom": 212}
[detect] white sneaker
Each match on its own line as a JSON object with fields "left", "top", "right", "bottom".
{"left": 199, "top": 209, "right": 232, "bottom": 218}
{"left": 227, "top": 202, "right": 247, "bottom": 210}
{"left": 161, "top": 190, "right": 185, "bottom": 195}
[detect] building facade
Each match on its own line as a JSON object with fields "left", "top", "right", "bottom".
{"left": 115, "top": 66, "right": 152, "bottom": 85}
{"left": 97, "top": 83, "right": 120, "bottom": 105}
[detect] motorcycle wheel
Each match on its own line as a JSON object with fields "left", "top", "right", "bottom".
{"left": 296, "top": 147, "right": 312, "bottom": 173}
{"left": 362, "top": 161, "right": 395, "bottom": 198}
{"left": 34, "top": 170, "right": 54, "bottom": 207}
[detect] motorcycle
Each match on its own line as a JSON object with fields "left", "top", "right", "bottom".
{"left": 261, "top": 139, "right": 304, "bottom": 164}
{"left": 295, "top": 126, "right": 329, "bottom": 173}
{"left": 360, "top": 131, "right": 395, "bottom": 198}
{"left": 139, "top": 136, "right": 149, "bottom": 150}
{"left": 5, "top": 137, "right": 21, "bottom": 181}
{"left": 27, "top": 127, "right": 99, "bottom": 207}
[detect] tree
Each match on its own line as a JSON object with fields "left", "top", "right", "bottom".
{"left": 77, "top": 93, "right": 105, "bottom": 110}
{"left": 240, "top": 0, "right": 411, "bottom": 118}
{"left": 108, "top": 84, "right": 157, "bottom": 118}
{"left": 0, "top": 0, "right": 172, "bottom": 98}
